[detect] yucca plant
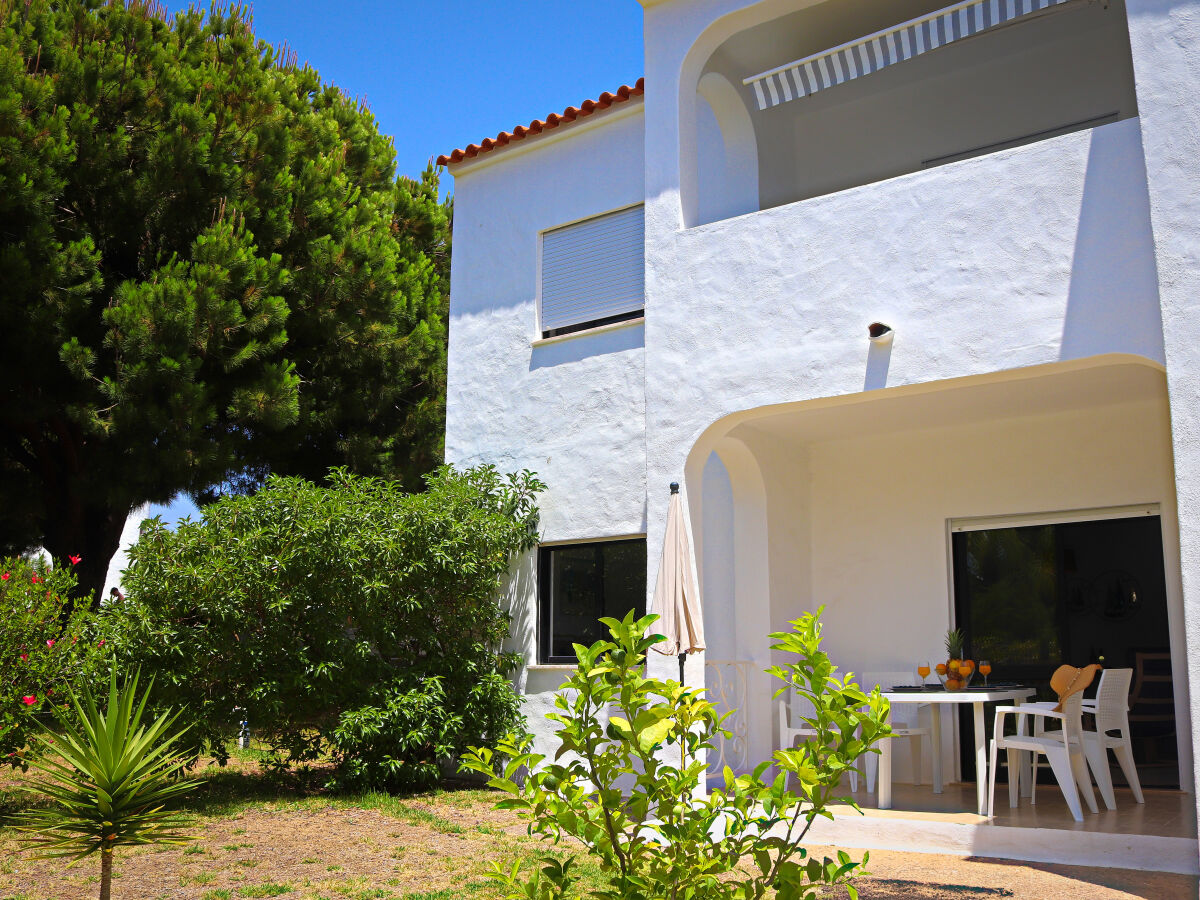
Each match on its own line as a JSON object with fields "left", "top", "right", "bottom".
{"left": 14, "top": 668, "right": 198, "bottom": 900}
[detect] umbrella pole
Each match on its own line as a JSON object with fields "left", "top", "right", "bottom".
{"left": 679, "top": 651, "right": 686, "bottom": 684}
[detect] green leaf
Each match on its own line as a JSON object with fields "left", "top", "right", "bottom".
{"left": 14, "top": 667, "right": 198, "bottom": 865}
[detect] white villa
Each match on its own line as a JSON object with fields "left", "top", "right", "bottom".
{"left": 438, "top": 0, "right": 1200, "bottom": 877}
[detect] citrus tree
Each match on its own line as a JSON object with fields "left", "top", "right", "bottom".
{"left": 462, "top": 609, "right": 891, "bottom": 900}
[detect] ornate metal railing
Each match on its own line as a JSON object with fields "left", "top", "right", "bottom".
{"left": 704, "top": 658, "right": 752, "bottom": 776}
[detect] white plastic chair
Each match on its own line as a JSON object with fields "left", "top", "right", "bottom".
{"left": 857, "top": 671, "right": 930, "bottom": 793}
{"left": 1082, "top": 667, "right": 1144, "bottom": 804}
{"left": 1024, "top": 668, "right": 1142, "bottom": 810}
{"left": 989, "top": 692, "right": 1098, "bottom": 822}
{"left": 778, "top": 692, "right": 859, "bottom": 791}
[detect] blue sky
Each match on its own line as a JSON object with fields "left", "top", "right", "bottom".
{"left": 151, "top": 0, "right": 645, "bottom": 527}
{"left": 168, "top": 0, "right": 644, "bottom": 182}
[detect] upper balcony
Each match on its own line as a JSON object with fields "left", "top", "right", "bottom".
{"left": 685, "top": 0, "right": 1139, "bottom": 227}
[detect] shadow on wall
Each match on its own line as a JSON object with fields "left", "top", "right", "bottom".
{"left": 501, "top": 550, "right": 537, "bottom": 693}
{"left": 864, "top": 339, "right": 893, "bottom": 391}
{"left": 1061, "top": 120, "right": 1165, "bottom": 362}
{"left": 701, "top": 451, "right": 736, "bottom": 656}
{"left": 529, "top": 321, "right": 645, "bottom": 370}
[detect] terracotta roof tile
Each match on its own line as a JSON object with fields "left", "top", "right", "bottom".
{"left": 436, "top": 78, "right": 644, "bottom": 167}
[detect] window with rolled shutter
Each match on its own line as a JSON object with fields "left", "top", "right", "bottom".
{"left": 539, "top": 205, "right": 645, "bottom": 338}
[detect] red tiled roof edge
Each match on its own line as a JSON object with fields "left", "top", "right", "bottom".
{"left": 436, "top": 78, "right": 645, "bottom": 167}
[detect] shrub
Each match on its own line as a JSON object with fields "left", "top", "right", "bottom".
{"left": 14, "top": 668, "right": 198, "bottom": 900}
{"left": 0, "top": 555, "right": 106, "bottom": 766}
{"left": 461, "top": 609, "right": 890, "bottom": 900}
{"left": 100, "top": 465, "right": 543, "bottom": 789}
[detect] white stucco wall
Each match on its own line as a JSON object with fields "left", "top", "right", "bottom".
{"left": 101, "top": 503, "right": 151, "bottom": 599}
{"left": 443, "top": 0, "right": 1199, "bottom": 851}
{"left": 646, "top": 113, "right": 1164, "bottom": 490}
{"left": 1122, "top": 0, "right": 1200, "bottom": 835}
{"left": 640, "top": 4, "right": 1170, "bottom": 701}
{"left": 443, "top": 105, "right": 649, "bottom": 741}
{"left": 445, "top": 105, "right": 647, "bottom": 542}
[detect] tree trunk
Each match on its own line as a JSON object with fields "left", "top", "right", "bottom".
{"left": 99, "top": 849, "right": 112, "bottom": 900}
{"left": 42, "top": 500, "right": 131, "bottom": 612}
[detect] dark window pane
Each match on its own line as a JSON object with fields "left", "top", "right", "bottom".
{"left": 540, "top": 539, "right": 646, "bottom": 663}
{"left": 956, "top": 526, "right": 1061, "bottom": 668}
{"left": 549, "top": 547, "right": 603, "bottom": 658}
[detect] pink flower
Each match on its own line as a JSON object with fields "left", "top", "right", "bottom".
{"left": 1, "top": 572, "right": 8, "bottom": 581}
{"left": 68, "top": 555, "right": 81, "bottom": 566}
{"left": 30, "top": 575, "right": 40, "bottom": 584}
{"left": 98, "top": 640, "right": 106, "bottom": 647}
{"left": 19, "top": 654, "right": 27, "bottom": 662}
{"left": 46, "top": 639, "right": 55, "bottom": 649}
{"left": 21, "top": 696, "right": 36, "bottom": 706}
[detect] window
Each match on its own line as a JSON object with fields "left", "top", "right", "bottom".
{"left": 538, "top": 539, "right": 647, "bottom": 664}
{"left": 539, "top": 205, "right": 645, "bottom": 338}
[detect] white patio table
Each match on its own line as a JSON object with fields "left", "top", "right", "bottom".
{"left": 877, "top": 687, "right": 1036, "bottom": 815}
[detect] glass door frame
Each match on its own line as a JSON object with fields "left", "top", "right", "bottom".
{"left": 944, "top": 503, "right": 1191, "bottom": 791}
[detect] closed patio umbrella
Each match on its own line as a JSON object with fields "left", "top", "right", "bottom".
{"left": 650, "top": 482, "right": 705, "bottom": 681}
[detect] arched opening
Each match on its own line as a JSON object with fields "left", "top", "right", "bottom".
{"left": 681, "top": 0, "right": 1139, "bottom": 226}
{"left": 694, "top": 72, "right": 760, "bottom": 226}
{"left": 684, "top": 356, "right": 1192, "bottom": 825}
{"left": 694, "top": 437, "right": 775, "bottom": 773}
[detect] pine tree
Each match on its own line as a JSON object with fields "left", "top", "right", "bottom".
{"left": 0, "top": 0, "right": 450, "bottom": 601}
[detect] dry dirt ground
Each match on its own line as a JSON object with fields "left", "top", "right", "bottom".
{"left": 0, "top": 759, "right": 1193, "bottom": 900}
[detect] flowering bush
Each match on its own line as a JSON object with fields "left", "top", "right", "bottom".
{"left": 0, "top": 555, "right": 106, "bottom": 766}
{"left": 100, "top": 465, "right": 544, "bottom": 790}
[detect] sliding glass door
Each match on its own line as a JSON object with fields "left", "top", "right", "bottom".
{"left": 952, "top": 513, "right": 1175, "bottom": 786}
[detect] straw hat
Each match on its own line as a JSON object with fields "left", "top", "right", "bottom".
{"left": 1049, "top": 663, "right": 1102, "bottom": 712}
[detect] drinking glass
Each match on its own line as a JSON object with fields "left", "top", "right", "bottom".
{"left": 979, "top": 659, "right": 992, "bottom": 686}
{"left": 917, "top": 660, "right": 931, "bottom": 688}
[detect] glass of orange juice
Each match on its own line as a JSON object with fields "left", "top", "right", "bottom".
{"left": 917, "top": 660, "right": 931, "bottom": 688}
{"left": 979, "top": 660, "right": 992, "bottom": 686}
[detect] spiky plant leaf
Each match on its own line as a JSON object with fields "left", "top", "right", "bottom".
{"left": 944, "top": 629, "right": 965, "bottom": 660}
{"left": 13, "top": 668, "right": 198, "bottom": 864}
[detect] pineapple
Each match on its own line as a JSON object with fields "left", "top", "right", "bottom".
{"left": 944, "top": 628, "right": 965, "bottom": 670}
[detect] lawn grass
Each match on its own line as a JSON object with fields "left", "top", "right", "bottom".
{"left": 3, "top": 752, "right": 1186, "bottom": 899}
{"left": 0, "top": 753, "right": 607, "bottom": 900}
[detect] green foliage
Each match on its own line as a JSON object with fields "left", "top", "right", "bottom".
{"left": 0, "top": 0, "right": 451, "bottom": 599}
{"left": 0, "top": 554, "right": 107, "bottom": 765}
{"left": 959, "top": 528, "right": 1059, "bottom": 664}
{"left": 100, "top": 465, "right": 544, "bottom": 790}
{"left": 460, "top": 609, "right": 891, "bottom": 900}
{"left": 14, "top": 668, "right": 198, "bottom": 900}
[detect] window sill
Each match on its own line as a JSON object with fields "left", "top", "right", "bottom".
{"left": 528, "top": 663, "right": 578, "bottom": 671}
{"left": 532, "top": 315, "right": 644, "bottom": 348}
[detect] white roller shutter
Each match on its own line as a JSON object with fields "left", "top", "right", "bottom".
{"left": 540, "top": 205, "right": 645, "bottom": 335}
